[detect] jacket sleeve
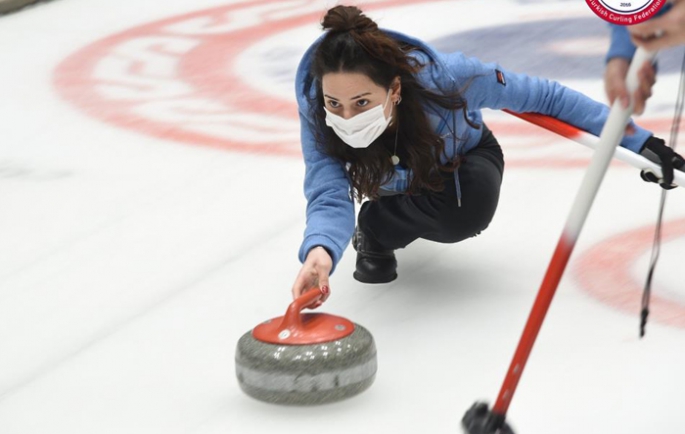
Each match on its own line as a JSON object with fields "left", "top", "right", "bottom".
{"left": 606, "top": 24, "right": 637, "bottom": 62}
{"left": 444, "top": 52, "right": 652, "bottom": 153}
{"left": 297, "top": 111, "right": 355, "bottom": 273}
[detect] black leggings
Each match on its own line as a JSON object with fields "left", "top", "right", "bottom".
{"left": 358, "top": 125, "right": 504, "bottom": 250}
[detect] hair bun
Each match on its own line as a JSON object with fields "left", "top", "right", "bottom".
{"left": 321, "top": 5, "right": 378, "bottom": 33}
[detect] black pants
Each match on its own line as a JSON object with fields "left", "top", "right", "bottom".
{"left": 358, "top": 125, "right": 504, "bottom": 250}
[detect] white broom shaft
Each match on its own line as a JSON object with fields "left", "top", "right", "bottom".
{"left": 491, "top": 47, "right": 657, "bottom": 417}
{"left": 566, "top": 48, "right": 655, "bottom": 235}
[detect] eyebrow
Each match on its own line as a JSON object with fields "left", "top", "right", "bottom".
{"left": 324, "top": 92, "right": 372, "bottom": 101}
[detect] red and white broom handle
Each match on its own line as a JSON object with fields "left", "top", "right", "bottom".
{"left": 491, "top": 46, "right": 657, "bottom": 417}
{"left": 502, "top": 110, "right": 684, "bottom": 188}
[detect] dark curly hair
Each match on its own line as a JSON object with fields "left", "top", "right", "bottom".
{"left": 309, "top": 5, "right": 478, "bottom": 201}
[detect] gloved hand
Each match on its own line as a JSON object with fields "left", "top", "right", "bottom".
{"left": 639, "top": 136, "right": 685, "bottom": 190}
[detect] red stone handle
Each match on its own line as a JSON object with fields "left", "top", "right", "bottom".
{"left": 281, "top": 287, "right": 324, "bottom": 330}
{"left": 251, "top": 285, "right": 351, "bottom": 344}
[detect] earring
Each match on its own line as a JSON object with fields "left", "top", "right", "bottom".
{"left": 394, "top": 96, "right": 402, "bottom": 106}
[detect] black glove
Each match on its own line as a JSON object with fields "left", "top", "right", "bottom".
{"left": 639, "top": 136, "right": 685, "bottom": 190}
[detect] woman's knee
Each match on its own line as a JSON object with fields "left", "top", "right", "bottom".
{"left": 431, "top": 174, "right": 501, "bottom": 242}
{"left": 434, "top": 201, "right": 497, "bottom": 243}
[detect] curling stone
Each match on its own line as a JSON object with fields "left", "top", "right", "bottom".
{"left": 235, "top": 287, "right": 377, "bottom": 405}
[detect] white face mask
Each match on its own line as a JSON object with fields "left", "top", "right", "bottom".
{"left": 324, "top": 91, "right": 392, "bottom": 149}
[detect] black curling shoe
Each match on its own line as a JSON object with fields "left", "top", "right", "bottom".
{"left": 352, "top": 227, "right": 397, "bottom": 284}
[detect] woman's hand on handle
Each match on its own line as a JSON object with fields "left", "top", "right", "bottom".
{"left": 292, "top": 246, "right": 333, "bottom": 309}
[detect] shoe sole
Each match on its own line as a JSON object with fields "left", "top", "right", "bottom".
{"left": 353, "top": 271, "right": 398, "bottom": 284}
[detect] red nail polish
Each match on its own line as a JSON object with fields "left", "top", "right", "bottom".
{"left": 321, "top": 285, "right": 330, "bottom": 295}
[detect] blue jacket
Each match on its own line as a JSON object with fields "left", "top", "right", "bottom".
{"left": 296, "top": 30, "right": 653, "bottom": 272}
{"left": 607, "top": 24, "right": 638, "bottom": 61}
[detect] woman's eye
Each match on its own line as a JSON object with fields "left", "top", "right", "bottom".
{"left": 356, "top": 99, "right": 369, "bottom": 107}
{"left": 328, "top": 100, "right": 340, "bottom": 108}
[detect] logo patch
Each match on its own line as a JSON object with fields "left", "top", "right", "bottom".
{"left": 585, "top": 0, "right": 666, "bottom": 25}
{"left": 495, "top": 69, "right": 506, "bottom": 86}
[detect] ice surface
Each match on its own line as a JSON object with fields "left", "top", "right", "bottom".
{"left": 0, "top": 1, "right": 683, "bottom": 433}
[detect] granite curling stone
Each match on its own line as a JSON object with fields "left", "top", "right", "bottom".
{"left": 235, "top": 287, "right": 377, "bottom": 405}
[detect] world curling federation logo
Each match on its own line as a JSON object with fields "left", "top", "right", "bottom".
{"left": 586, "top": 0, "right": 666, "bottom": 25}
